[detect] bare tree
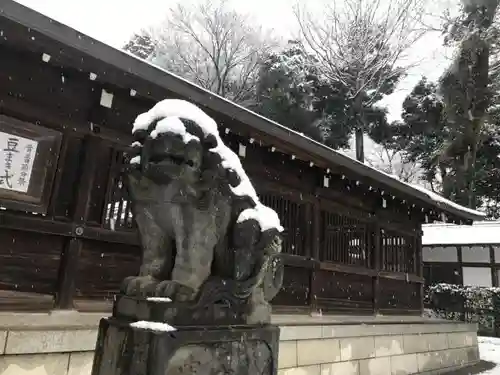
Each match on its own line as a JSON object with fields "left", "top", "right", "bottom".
{"left": 365, "top": 142, "right": 422, "bottom": 183}
{"left": 294, "top": 0, "right": 426, "bottom": 162}
{"left": 146, "top": 0, "right": 277, "bottom": 105}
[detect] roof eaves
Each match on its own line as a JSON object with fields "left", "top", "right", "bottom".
{"left": 0, "top": 0, "right": 486, "bottom": 222}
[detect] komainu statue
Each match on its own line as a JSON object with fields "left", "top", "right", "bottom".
{"left": 120, "top": 99, "right": 284, "bottom": 324}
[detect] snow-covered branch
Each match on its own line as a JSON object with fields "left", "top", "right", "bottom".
{"left": 293, "top": 0, "right": 426, "bottom": 162}
{"left": 365, "top": 141, "right": 423, "bottom": 183}
{"left": 144, "top": 0, "right": 278, "bottom": 105}
{"left": 293, "top": 0, "right": 426, "bottom": 103}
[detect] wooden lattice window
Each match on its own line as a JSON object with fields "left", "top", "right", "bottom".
{"left": 380, "top": 229, "right": 416, "bottom": 273}
{"left": 102, "top": 149, "right": 134, "bottom": 231}
{"left": 258, "top": 193, "right": 306, "bottom": 256}
{"left": 320, "top": 210, "right": 371, "bottom": 267}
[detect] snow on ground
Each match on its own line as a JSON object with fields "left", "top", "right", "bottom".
{"left": 479, "top": 336, "right": 500, "bottom": 374}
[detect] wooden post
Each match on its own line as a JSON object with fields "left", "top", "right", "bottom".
{"left": 311, "top": 200, "right": 320, "bottom": 261}
{"left": 457, "top": 246, "right": 464, "bottom": 285}
{"left": 309, "top": 199, "right": 321, "bottom": 313}
{"left": 372, "top": 223, "right": 381, "bottom": 315}
{"left": 490, "top": 245, "right": 497, "bottom": 287}
{"left": 55, "top": 135, "right": 101, "bottom": 309}
{"left": 415, "top": 229, "right": 424, "bottom": 316}
{"left": 55, "top": 238, "right": 82, "bottom": 309}
{"left": 304, "top": 202, "right": 313, "bottom": 259}
{"left": 489, "top": 245, "right": 500, "bottom": 337}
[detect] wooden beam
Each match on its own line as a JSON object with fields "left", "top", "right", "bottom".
{"left": 0, "top": 94, "right": 134, "bottom": 145}
{"left": 54, "top": 136, "right": 101, "bottom": 309}
{"left": 280, "top": 254, "right": 315, "bottom": 269}
{"left": 0, "top": 211, "right": 139, "bottom": 245}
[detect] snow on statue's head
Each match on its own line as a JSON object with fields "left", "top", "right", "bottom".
{"left": 130, "top": 115, "right": 215, "bottom": 190}
{"left": 128, "top": 99, "right": 283, "bottom": 233}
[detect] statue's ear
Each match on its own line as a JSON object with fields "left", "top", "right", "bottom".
{"left": 202, "top": 151, "right": 222, "bottom": 171}
{"left": 204, "top": 134, "right": 218, "bottom": 149}
{"left": 133, "top": 129, "right": 148, "bottom": 143}
{"left": 181, "top": 118, "right": 204, "bottom": 140}
{"left": 226, "top": 169, "right": 241, "bottom": 187}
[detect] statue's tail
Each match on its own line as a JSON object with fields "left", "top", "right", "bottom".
{"left": 262, "top": 253, "right": 284, "bottom": 301}
{"left": 232, "top": 230, "right": 284, "bottom": 301}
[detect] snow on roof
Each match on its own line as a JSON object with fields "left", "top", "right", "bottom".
{"left": 407, "top": 182, "right": 486, "bottom": 218}
{"left": 363, "top": 163, "right": 486, "bottom": 219}
{"left": 423, "top": 221, "right": 500, "bottom": 245}
{"left": 132, "top": 99, "right": 284, "bottom": 233}
{"left": 1, "top": 1, "right": 482, "bottom": 222}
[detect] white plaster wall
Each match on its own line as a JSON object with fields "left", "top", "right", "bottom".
{"left": 422, "top": 246, "right": 458, "bottom": 262}
{"left": 462, "top": 266, "right": 492, "bottom": 287}
{"left": 494, "top": 246, "right": 500, "bottom": 264}
{"left": 461, "top": 246, "right": 491, "bottom": 263}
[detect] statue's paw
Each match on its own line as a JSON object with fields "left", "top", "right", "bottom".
{"left": 154, "top": 280, "right": 179, "bottom": 298}
{"left": 121, "top": 276, "right": 159, "bottom": 297}
{"left": 155, "top": 281, "right": 197, "bottom": 302}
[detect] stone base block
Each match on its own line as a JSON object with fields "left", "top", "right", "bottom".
{"left": 91, "top": 318, "right": 280, "bottom": 375}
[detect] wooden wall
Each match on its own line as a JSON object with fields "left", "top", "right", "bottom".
{"left": 0, "top": 31, "right": 423, "bottom": 315}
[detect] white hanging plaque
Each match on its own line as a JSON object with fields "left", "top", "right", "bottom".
{"left": 0, "top": 132, "right": 38, "bottom": 193}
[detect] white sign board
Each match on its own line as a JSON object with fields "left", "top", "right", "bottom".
{"left": 0, "top": 132, "right": 38, "bottom": 193}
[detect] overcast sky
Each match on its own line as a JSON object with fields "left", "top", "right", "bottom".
{"left": 14, "top": 0, "right": 457, "bottom": 121}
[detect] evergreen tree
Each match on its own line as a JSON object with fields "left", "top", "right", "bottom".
{"left": 378, "top": 76, "right": 500, "bottom": 218}
{"left": 373, "top": 0, "right": 500, "bottom": 216}
{"left": 253, "top": 42, "right": 349, "bottom": 147}
{"left": 437, "top": 0, "right": 500, "bottom": 208}
{"left": 255, "top": 41, "right": 394, "bottom": 150}
{"left": 123, "top": 32, "right": 156, "bottom": 60}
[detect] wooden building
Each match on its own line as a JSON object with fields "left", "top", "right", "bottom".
{"left": 0, "top": 1, "right": 485, "bottom": 317}
{"left": 423, "top": 222, "right": 500, "bottom": 288}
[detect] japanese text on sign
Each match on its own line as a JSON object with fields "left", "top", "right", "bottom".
{"left": 0, "top": 132, "right": 38, "bottom": 193}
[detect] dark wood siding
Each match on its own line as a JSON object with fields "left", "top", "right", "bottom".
{"left": 0, "top": 19, "right": 424, "bottom": 315}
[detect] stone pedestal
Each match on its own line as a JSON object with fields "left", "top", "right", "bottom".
{"left": 91, "top": 295, "right": 280, "bottom": 375}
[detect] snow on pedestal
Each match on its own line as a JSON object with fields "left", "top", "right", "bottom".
{"left": 130, "top": 320, "right": 176, "bottom": 332}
